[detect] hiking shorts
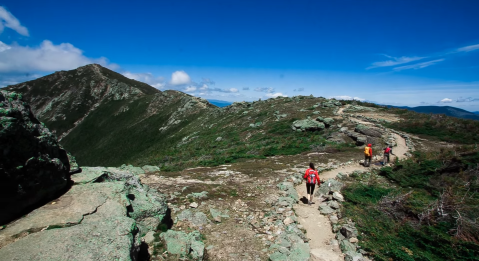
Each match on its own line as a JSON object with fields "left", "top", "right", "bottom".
{"left": 306, "top": 183, "right": 316, "bottom": 195}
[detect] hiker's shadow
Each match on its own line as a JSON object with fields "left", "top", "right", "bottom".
{"left": 300, "top": 196, "right": 308, "bottom": 204}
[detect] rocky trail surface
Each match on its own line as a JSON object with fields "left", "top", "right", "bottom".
{"left": 292, "top": 126, "right": 410, "bottom": 261}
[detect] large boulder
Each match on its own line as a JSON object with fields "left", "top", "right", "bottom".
{"left": 355, "top": 124, "right": 383, "bottom": 138}
{"left": 291, "top": 119, "right": 325, "bottom": 132}
{"left": 0, "top": 91, "right": 71, "bottom": 225}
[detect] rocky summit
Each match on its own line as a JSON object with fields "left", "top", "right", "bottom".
{"left": 1, "top": 64, "right": 478, "bottom": 261}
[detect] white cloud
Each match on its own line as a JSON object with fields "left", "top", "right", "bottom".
{"left": 199, "top": 84, "right": 208, "bottom": 90}
{"left": 457, "top": 44, "right": 479, "bottom": 53}
{"left": 123, "top": 72, "right": 165, "bottom": 89}
{"left": 0, "top": 40, "right": 114, "bottom": 72}
{"left": 170, "top": 70, "right": 191, "bottom": 85}
{"left": 0, "top": 6, "right": 29, "bottom": 36}
{"left": 439, "top": 98, "right": 453, "bottom": 103}
{"left": 393, "top": 59, "right": 445, "bottom": 71}
{"left": 184, "top": 86, "right": 196, "bottom": 92}
{"left": 229, "top": 88, "right": 238, "bottom": 93}
{"left": 265, "top": 92, "right": 287, "bottom": 98}
{"left": 367, "top": 55, "right": 425, "bottom": 69}
{"left": 331, "top": 95, "right": 365, "bottom": 101}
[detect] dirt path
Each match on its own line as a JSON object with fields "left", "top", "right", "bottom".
{"left": 293, "top": 134, "right": 409, "bottom": 260}
{"left": 392, "top": 133, "right": 408, "bottom": 160}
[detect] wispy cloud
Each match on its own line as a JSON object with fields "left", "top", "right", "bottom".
{"left": 393, "top": 59, "right": 445, "bottom": 71}
{"left": 367, "top": 55, "right": 425, "bottom": 69}
{"left": 293, "top": 87, "right": 304, "bottom": 92}
{"left": 456, "top": 97, "right": 479, "bottom": 102}
{"left": 457, "top": 44, "right": 479, "bottom": 53}
{"left": 0, "top": 6, "right": 29, "bottom": 36}
{"left": 242, "top": 87, "right": 249, "bottom": 90}
{"left": 369, "top": 42, "right": 479, "bottom": 72}
{"left": 255, "top": 87, "right": 274, "bottom": 93}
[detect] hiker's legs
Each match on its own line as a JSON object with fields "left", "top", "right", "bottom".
{"left": 364, "top": 155, "right": 368, "bottom": 166}
{"left": 310, "top": 184, "right": 316, "bottom": 203}
{"left": 382, "top": 155, "right": 387, "bottom": 165}
{"left": 306, "top": 183, "right": 312, "bottom": 202}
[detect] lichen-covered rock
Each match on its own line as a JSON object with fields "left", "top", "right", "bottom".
{"left": 315, "top": 178, "right": 344, "bottom": 197}
{"left": 160, "top": 230, "right": 205, "bottom": 260}
{"left": 291, "top": 119, "right": 325, "bottom": 132}
{"left": 0, "top": 216, "right": 139, "bottom": 261}
{"left": 355, "top": 124, "right": 383, "bottom": 137}
{"left": 141, "top": 165, "right": 160, "bottom": 173}
{"left": 0, "top": 91, "right": 71, "bottom": 225}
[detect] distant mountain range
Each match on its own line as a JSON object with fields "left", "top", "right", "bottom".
{"left": 389, "top": 105, "right": 479, "bottom": 121}
{"left": 206, "top": 99, "right": 233, "bottom": 107}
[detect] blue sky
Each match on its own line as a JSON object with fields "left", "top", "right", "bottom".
{"left": 1, "top": 1, "right": 479, "bottom": 110}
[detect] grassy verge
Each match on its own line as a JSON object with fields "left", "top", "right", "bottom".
{"left": 342, "top": 148, "right": 479, "bottom": 260}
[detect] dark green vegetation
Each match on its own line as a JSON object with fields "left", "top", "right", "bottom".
{"left": 387, "top": 108, "right": 479, "bottom": 144}
{"left": 343, "top": 148, "right": 479, "bottom": 261}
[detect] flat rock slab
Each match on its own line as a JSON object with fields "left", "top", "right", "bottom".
{"left": 71, "top": 167, "right": 108, "bottom": 184}
{"left": 0, "top": 216, "right": 137, "bottom": 261}
{"left": 0, "top": 182, "right": 127, "bottom": 247}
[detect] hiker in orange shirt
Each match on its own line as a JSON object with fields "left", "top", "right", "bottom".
{"left": 364, "top": 144, "right": 372, "bottom": 167}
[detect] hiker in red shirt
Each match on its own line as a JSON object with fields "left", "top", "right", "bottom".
{"left": 304, "top": 163, "right": 320, "bottom": 205}
{"left": 381, "top": 145, "right": 395, "bottom": 166}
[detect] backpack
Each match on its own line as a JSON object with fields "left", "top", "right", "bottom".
{"left": 307, "top": 170, "right": 317, "bottom": 184}
{"left": 364, "top": 146, "right": 370, "bottom": 156}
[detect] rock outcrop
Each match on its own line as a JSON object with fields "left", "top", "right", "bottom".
{"left": 0, "top": 166, "right": 168, "bottom": 260}
{"left": 0, "top": 91, "right": 70, "bottom": 225}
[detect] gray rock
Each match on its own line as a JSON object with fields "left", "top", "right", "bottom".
{"left": 355, "top": 124, "right": 383, "bottom": 138}
{"left": 340, "top": 239, "right": 356, "bottom": 252}
{"left": 160, "top": 230, "right": 205, "bottom": 260}
{"left": 143, "top": 231, "right": 155, "bottom": 244}
{"left": 141, "top": 165, "right": 160, "bottom": 173}
{"left": 314, "top": 179, "right": 344, "bottom": 197}
{"left": 190, "top": 202, "right": 199, "bottom": 208}
{"left": 0, "top": 216, "right": 140, "bottom": 260}
{"left": 322, "top": 118, "right": 335, "bottom": 126}
{"left": 177, "top": 210, "right": 210, "bottom": 226}
{"left": 340, "top": 226, "right": 358, "bottom": 239}
{"left": 319, "top": 205, "right": 335, "bottom": 215}
{"left": 332, "top": 192, "right": 344, "bottom": 202}
{"left": 356, "top": 136, "right": 367, "bottom": 146}
{"left": 0, "top": 91, "right": 71, "bottom": 225}
{"left": 329, "top": 215, "right": 339, "bottom": 224}
{"left": 344, "top": 251, "right": 364, "bottom": 261}
{"left": 328, "top": 201, "right": 340, "bottom": 209}
{"left": 187, "top": 191, "right": 209, "bottom": 199}
{"left": 291, "top": 119, "right": 325, "bottom": 132}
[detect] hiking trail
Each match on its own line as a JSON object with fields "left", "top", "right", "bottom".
{"left": 293, "top": 133, "right": 409, "bottom": 260}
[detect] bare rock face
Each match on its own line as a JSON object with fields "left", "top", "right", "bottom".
{"left": 0, "top": 91, "right": 70, "bottom": 225}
